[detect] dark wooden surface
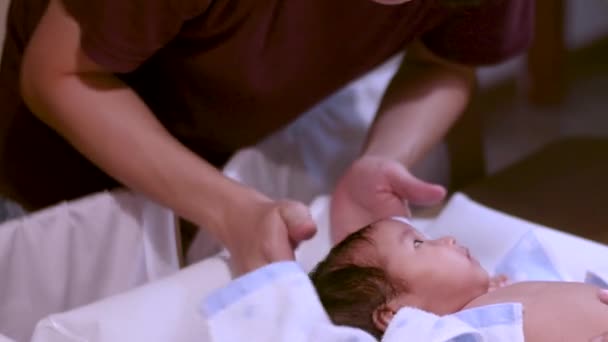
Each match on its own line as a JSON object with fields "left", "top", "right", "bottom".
{"left": 527, "top": 0, "right": 567, "bottom": 105}
{"left": 462, "top": 138, "right": 608, "bottom": 244}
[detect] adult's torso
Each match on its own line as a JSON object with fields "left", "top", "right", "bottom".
{"left": 0, "top": 0, "right": 446, "bottom": 208}
{"left": 124, "top": 0, "right": 445, "bottom": 156}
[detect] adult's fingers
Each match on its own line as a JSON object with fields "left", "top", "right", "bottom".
{"left": 279, "top": 200, "right": 317, "bottom": 246}
{"left": 386, "top": 164, "right": 446, "bottom": 206}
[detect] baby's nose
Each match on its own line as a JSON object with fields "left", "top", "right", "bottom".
{"left": 438, "top": 236, "right": 456, "bottom": 245}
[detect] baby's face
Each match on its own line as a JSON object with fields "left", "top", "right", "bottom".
{"left": 369, "top": 219, "right": 490, "bottom": 315}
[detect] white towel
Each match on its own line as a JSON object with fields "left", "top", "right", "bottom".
{"left": 201, "top": 262, "right": 524, "bottom": 342}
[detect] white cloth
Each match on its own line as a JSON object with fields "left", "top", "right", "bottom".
{"left": 201, "top": 261, "right": 525, "bottom": 342}
{"left": 26, "top": 193, "right": 608, "bottom": 342}
{"left": 383, "top": 304, "right": 525, "bottom": 342}
{"left": 0, "top": 190, "right": 179, "bottom": 342}
{"left": 30, "top": 257, "right": 232, "bottom": 342}
{"left": 424, "top": 193, "right": 608, "bottom": 283}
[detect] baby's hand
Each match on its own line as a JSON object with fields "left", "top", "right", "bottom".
{"left": 488, "top": 274, "right": 509, "bottom": 292}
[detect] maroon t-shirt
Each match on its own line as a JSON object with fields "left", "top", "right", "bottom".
{"left": 0, "top": 0, "right": 534, "bottom": 209}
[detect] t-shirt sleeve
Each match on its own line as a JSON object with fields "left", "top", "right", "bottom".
{"left": 422, "top": 0, "right": 534, "bottom": 66}
{"left": 61, "top": 0, "right": 211, "bottom": 73}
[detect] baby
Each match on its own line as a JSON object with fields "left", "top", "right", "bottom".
{"left": 310, "top": 218, "right": 608, "bottom": 341}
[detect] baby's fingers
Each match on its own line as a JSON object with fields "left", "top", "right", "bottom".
{"left": 599, "top": 289, "right": 608, "bottom": 304}
{"left": 492, "top": 274, "right": 509, "bottom": 286}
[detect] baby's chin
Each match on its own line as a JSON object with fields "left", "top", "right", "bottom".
{"left": 471, "top": 257, "right": 490, "bottom": 282}
{"left": 481, "top": 279, "right": 492, "bottom": 294}
{"left": 425, "top": 277, "right": 491, "bottom": 315}
{"left": 471, "top": 268, "right": 492, "bottom": 296}
{"left": 459, "top": 280, "right": 491, "bottom": 310}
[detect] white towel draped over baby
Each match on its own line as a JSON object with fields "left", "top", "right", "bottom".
{"left": 201, "top": 261, "right": 525, "bottom": 342}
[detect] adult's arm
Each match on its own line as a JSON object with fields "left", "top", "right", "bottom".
{"left": 21, "top": 0, "right": 315, "bottom": 274}
{"left": 330, "top": 0, "right": 534, "bottom": 241}
{"left": 363, "top": 39, "right": 475, "bottom": 166}
{"left": 330, "top": 40, "right": 474, "bottom": 240}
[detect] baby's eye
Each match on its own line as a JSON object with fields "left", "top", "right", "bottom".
{"left": 413, "top": 239, "right": 424, "bottom": 248}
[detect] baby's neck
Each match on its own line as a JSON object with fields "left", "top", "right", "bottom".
{"left": 434, "top": 287, "right": 492, "bottom": 315}
{"left": 419, "top": 295, "right": 482, "bottom": 316}
{"left": 405, "top": 284, "right": 492, "bottom": 316}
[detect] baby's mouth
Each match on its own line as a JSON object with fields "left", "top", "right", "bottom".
{"left": 463, "top": 247, "right": 482, "bottom": 265}
{"left": 461, "top": 246, "right": 477, "bottom": 263}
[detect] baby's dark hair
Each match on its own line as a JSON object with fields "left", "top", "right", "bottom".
{"left": 309, "top": 225, "right": 402, "bottom": 339}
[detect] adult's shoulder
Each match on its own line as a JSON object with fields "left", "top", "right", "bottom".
{"left": 61, "top": 0, "right": 212, "bottom": 73}
{"left": 421, "top": 0, "right": 534, "bottom": 65}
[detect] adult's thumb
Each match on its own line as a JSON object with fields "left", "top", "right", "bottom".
{"left": 389, "top": 169, "right": 446, "bottom": 206}
{"left": 278, "top": 200, "right": 317, "bottom": 243}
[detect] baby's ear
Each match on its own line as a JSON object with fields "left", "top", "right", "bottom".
{"left": 372, "top": 304, "right": 395, "bottom": 332}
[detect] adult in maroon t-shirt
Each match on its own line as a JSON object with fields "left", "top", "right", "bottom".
{"left": 0, "top": 0, "right": 533, "bottom": 272}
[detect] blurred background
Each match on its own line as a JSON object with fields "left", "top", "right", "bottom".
{"left": 445, "top": 0, "right": 608, "bottom": 244}
{"left": 468, "top": 0, "right": 608, "bottom": 173}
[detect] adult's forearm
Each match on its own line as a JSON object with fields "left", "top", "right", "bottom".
{"left": 363, "top": 42, "right": 476, "bottom": 168}
{"left": 19, "top": 0, "right": 260, "bottom": 238}
{"left": 24, "top": 73, "right": 256, "bottom": 233}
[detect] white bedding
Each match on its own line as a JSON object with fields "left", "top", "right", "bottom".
{"left": 0, "top": 191, "right": 179, "bottom": 342}
{"left": 24, "top": 192, "right": 608, "bottom": 342}
{"left": 426, "top": 193, "right": 608, "bottom": 283}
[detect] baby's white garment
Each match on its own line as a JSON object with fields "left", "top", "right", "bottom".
{"left": 383, "top": 303, "right": 524, "bottom": 342}
{"left": 200, "top": 262, "right": 524, "bottom": 342}
{"left": 201, "top": 262, "right": 374, "bottom": 342}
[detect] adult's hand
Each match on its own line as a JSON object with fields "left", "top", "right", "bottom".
{"left": 328, "top": 41, "right": 473, "bottom": 244}
{"left": 330, "top": 155, "right": 445, "bottom": 243}
{"left": 222, "top": 195, "right": 317, "bottom": 276}
{"left": 21, "top": 0, "right": 316, "bottom": 277}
